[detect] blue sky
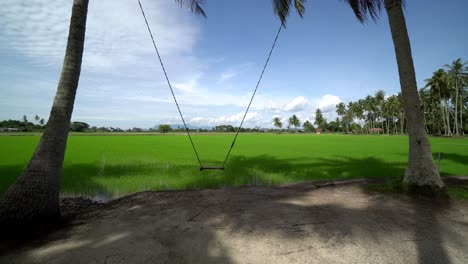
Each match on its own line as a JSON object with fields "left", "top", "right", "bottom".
{"left": 1, "top": 0, "right": 467, "bottom": 129}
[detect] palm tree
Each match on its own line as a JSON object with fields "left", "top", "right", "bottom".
{"left": 425, "top": 69, "right": 451, "bottom": 136}
{"left": 445, "top": 58, "right": 468, "bottom": 135}
{"left": 346, "top": 102, "right": 355, "bottom": 132}
{"left": 273, "top": 117, "right": 283, "bottom": 129}
{"left": 388, "top": 95, "right": 400, "bottom": 134}
{"left": 0, "top": 0, "right": 206, "bottom": 233}
{"left": 289, "top": 114, "right": 300, "bottom": 130}
{"left": 336, "top": 102, "right": 346, "bottom": 117}
{"left": 314, "top": 109, "right": 326, "bottom": 130}
{"left": 336, "top": 102, "right": 348, "bottom": 133}
{"left": 272, "top": 0, "right": 445, "bottom": 192}
{"left": 375, "top": 90, "right": 385, "bottom": 130}
{"left": 396, "top": 92, "right": 406, "bottom": 134}
{"left": 303, "top": 120, "right": 314, "bottom": 132}
{"left": 353, "top": 100, "right": 365, "bottom": 132}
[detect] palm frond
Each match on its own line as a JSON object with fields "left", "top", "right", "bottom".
{"left": 294, "top": 0, "right": 306, "bottom": 18}
{"left": 341, "top": 0, "right": 388, "bottom": 23}
{"left": 175, "top": 0, "right": 206, "bottom": 17}
{"left": 272, "top": 0, "right": 306, "bottom": 26}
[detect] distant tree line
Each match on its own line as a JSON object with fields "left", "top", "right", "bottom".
{"left": 0, "top": 115, "right": 45, "bottom": 132}
{"left": 333, "top": 59, "right": 467, "bottom": 136}
{"left": 272, "top": 111, "right": 341, "bottom": 134}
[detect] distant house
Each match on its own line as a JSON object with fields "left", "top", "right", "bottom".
{"left": 315, "top": 128, "right": 323, "bottom": 134}
{"left": 0, "top": 128, "right": 19, "bottom": 132}
{"left": 370, "top": 128, "right": 383, "bottom": 134}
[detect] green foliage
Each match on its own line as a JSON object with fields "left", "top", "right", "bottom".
{"left": 288, "top": 115, "right": 300, "bottom": 130}
{"left": 333, "top": 58, "right": 467, "bottom": 136}
{"left": 0, "top": 134, "right": 466, "bottom": 198}
{"left": 0, "top": 119, "right": 43, "bottom": 132}
{"left": 213, "top": 125, "right": 235, "bottom": 132}
{"left": 158, "top": 124, "right": 172, "bottom": 133}
{"left": 327, "top": 119, "right": 341, "bottom": 132}
{"left": 314, "top": 109, "right": 327, "bottom": 129}
{"left": 303, "top": 120, "right": 314, "bottom": 132}
{"left": 273, "top": 117, "right": 283, "bottom": 129}
{"left": 70, "top": 122, "right": 90, "bottom": 132}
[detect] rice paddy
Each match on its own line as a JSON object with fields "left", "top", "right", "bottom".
{"left": 1, "top": 133, "right": 467, "bottom": 199}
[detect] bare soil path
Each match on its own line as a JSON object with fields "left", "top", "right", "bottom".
{"left": 2, "top": 180, "right": 468, "bottom": 264}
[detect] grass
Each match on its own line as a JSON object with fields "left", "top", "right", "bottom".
{"left": 447, "top": 186, "right": 468, "bottom": 200}
{"left": 0, "top": 134, "right": 467, "bottom": 199}
{"left": 366, "top": 178, "right": 468, "bottom": 200}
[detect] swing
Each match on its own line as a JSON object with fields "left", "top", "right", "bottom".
{"left": 138, "top": 0, "right": 282, "bottom": 171}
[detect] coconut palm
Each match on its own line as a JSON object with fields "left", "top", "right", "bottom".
{"left": 303, "top": 120, "right": 314, "bottom": 132}
{"left": 336, "top": 102, "right": 346, "bottom": 116}
{"left": 272, "top": 0, "right": 445, "bottom": 192}
{"left": 336, "top": 102, "right": 348, "bottom": 132}
{"left": 445, "top": 58, "right": 468, "bottom": 135}
{"left": 375, "top": 90, "right": 385, "bottom": 129}
{"left": 0, "top": 0, "right": 207, "bottom": 232}
{"left": 352, "top": 100, "right": 365, "bottom": 132}
{"left": 425, "top": 69, "right": 451, "bottom": 136}
{"left": 288, "top": 114, "right": 301, "bottom": 130}
{"left": 273, "top": 117, "right": 283, "bottom": 129}
{"left": 346, "top": 102, "right": 356, "bottom": 132}
{"left": 314, "top": 109, "right": 326, "bottom": 130}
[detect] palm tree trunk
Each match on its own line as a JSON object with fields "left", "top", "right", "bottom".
{"left": 446, "top": 101, "right": 452, "bottom": 136}
{"left": 0, "top": 0, "right": 89, "bottom": 232}
{"left": 386, "top": 116, "right": 390, "bottom": 135}
{"left": 454, "top": 80, "right": 459, "bottom": 135}
{"left": 439, "top": 98, "right": 446, "bottom": 135}
{"left": 461, "top": 93, "right": 464, "bottom": 135}
{"left": 384, "top": 0, "right": 445, "bottom": 192}
{"left": 400, "top": 112, "right": 404, "bottom": 134}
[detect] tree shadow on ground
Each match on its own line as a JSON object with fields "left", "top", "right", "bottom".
{"left": 395, "top": 152, "right": 468, "bottom": 176}
{"left": 2, "top": 156, "right": 466, "bottom": 263}
{"left": 1, "top": 154, "right": 407, "bottom": 199}
{"left": 433, "top": 152, "right": 468, "bottom": 167}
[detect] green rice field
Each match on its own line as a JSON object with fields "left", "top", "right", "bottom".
{"left": 1, "top": 134, "right": 467, "bottom": 199}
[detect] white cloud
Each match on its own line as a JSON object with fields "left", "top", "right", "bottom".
{"left": 173, "top": 75, "right": 202, "bottom": 93}
{"left": 0, "top": 0, "right": 201, "bottom": 70}
{"left": 217, "top": 70, "right": 237, "bottom": 84}
{"left": 317, "top": 94, "right": 341, "bottom": 113}
{"left": 190, "top": 112, "right": 258, "bottom": 126}
{"left": 284, "top": 96, "right": 308, "bottom": 112}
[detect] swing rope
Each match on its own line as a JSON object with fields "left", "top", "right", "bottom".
{"left": 138, "top": 0, "right": 282, "bottom": 169}
{"left": 138, "top": 0, "right": 202, "bottom": 167}
{"left": 222, "top": 25, "right": 282, "bottom": 167}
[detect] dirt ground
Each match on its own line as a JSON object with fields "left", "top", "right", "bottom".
{"left": 1, "top": 180, "right": 468, "bottom": 264}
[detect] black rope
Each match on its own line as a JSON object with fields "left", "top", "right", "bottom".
{"left": 223, "top": 25, "right": 283, "bottom": 166}
{"left": 137, "top": 0, "right": 203, "bottom": 167}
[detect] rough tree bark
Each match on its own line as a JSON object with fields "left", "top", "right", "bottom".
{"left": 0, "top": 0, "right": 89, "bottom": 234}
{"left": 384, "top": 0, "right": 445, "bottom": 194}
